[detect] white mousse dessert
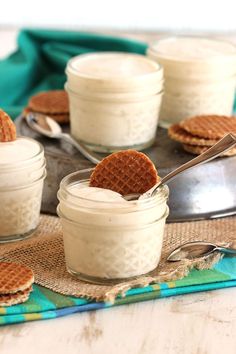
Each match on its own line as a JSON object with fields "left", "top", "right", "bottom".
{"left": 57, "top": 177, "right": 169, "bottom": 281}
{"left": 66, "top": 52, "right": 163, "bottom": 152}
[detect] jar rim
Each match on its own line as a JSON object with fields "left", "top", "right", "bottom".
{"left": 65, "top": 83, "right": 164, "bottom": 102}
{"left": 66, "top": 52, "right": 163, "bottom": 82}
{"left": 148, "top": 35, "right": 236, "bottom": 63}
{"left": 0, "top": 136, "right": 44, "bottom": 169}
{"left": 58, "top": 169, "right": 169, "bottom": 207}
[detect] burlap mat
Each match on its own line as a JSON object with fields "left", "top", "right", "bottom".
{"left": 0, "top": 214, "right": 236, "bottom": 302}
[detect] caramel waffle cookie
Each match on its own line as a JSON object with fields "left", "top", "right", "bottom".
{"left": 180, "top": 115, "right": 236, "bottom": 139}
{"left": 183, "top": 143, "right": 236, "bottom": 157}
{"left": 0, "top": 262, "right": 34, "bottom": 294}
{"left": 90, "top": 150, "right": 160, "bottom": 196}
{"left": 0, "top": 109, "right": 16, "bottom": 142}
{"left": 0, "top": 286, "right": 32, "bottom": 307}
{"left": 168, "top": 124, "right": 217, "bottom": 146}
{"left": 28, "top": 90, "right": 69, "bottom": 115}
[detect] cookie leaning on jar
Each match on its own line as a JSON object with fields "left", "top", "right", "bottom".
{"left": 0, "top": 109, "right": 46, "bottom": 242}
{"left": 57, "top": 150, "right": 169, "bottom": 284}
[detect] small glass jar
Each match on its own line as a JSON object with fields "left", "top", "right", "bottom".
{"left": 65, "top": 52, "right": 164, "bottom": 152}
{"left": 0, "top": 137, "right": 46, "bottom": 243}
{"left": 147, "top": 36, "right": 236, "bottom": 127}
{"left": 57, "top": 169, "right": 169, "bottom": 284}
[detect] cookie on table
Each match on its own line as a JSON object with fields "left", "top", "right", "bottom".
{"left": 168, "top": 124, "right": 217, "bottom": 146}
{"left": 0, "top": 262, "right": 34, "bottom": 307}
{"left": 90, "top": 150, "right": 160, "bottom": 196}
{"left": 180, "top": 115, "right": 236, "bottom": 139}
{"left": 0, "top": 287, "right": 32, "bottom": 307}
{"left": 168, "top": 115, "right": 236, "bottom": 158}
{"left": 182, "top": 143, "right": 236, "bottom": 157}
{"left": 27, "top": 90, "right": 70, "bottom": 124}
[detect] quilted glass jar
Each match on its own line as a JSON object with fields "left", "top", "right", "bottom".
{"left": 65, "top": 52, "right": 163, "bottom": 152}
{"left": 147, "top": 36, "right": 236, "bottom": 127}
{"left": 57, "top": 169, "right": 169, "bottom": 284}
{"left": 0, "top": 137, "right": 46, "bottom": 242}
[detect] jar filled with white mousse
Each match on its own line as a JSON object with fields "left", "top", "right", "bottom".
{"left": 57, "top": 169, "right": 169, "bottom": 283}
{"left": 65, "top": 52, "right": 163, "bottom": 152}
{"left": 0, "top": 137, "right": 46, "bottom": 242}
{"left": 147, "top": 37, "right": 236, "bottom": 126}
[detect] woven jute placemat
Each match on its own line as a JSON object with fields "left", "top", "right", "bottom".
{"left": 0, "top": 214, "right": 236, "bottom": 302}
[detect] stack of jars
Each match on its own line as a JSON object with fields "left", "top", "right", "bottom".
{"left": 0, "top": 137, "right": 46, "bottom": 242}
{"left": 147, "top": 36, "right": 236, "bottom": 127}
{"left": 65, "top": 52, "right": 164, "bottom": 152}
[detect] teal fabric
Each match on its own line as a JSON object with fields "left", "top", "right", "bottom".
{"left": 1, "top": 257, "right": 236, "bottom": 325}
{"left": 0, "top": 29, "right": 147, "bottom": 118}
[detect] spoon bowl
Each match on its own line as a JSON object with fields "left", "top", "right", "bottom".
{"left": 26, "top": 113, "right": 102, "bottom": 165}
{"left": 167, "top": 241, "right": 236, "bottom": 261}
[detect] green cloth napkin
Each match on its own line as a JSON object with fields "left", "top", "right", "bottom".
{"left": 0, "top": 29, "right": 147, "bottom": 119}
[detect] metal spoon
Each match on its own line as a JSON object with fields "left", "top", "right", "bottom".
{"left": 26, "top": 112, "right": 102, "bottom": 165}
{"left": 167, "top": 241, "right": 236, "bottom": 261}
{"left": 124, "top": 133, "right": 236, "bottom": 201}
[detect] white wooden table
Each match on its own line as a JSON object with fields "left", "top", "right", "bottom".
{"left": 1, "top": 29, "right": 236, "bottom": 354}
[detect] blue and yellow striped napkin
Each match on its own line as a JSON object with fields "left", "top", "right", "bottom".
{"left": 1, "top": 257, "right": 236, "bottom": 326}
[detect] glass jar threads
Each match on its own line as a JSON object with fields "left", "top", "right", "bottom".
{"left": 66, "top": 52, "right": 163, "bottom": 152}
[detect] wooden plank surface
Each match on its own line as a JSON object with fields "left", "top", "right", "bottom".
{"left": 1, "top": 29, "right": 236, "bottom": 354}
{"left": 1, "top": 288, "right": 236, "bottom": 354}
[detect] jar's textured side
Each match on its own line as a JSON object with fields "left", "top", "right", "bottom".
{"left": 160, "top": 79, "right": 236, "bottom": 124}
{"left": 0, "top": 181, "right": 44, "bottom": 238}
{"left": 62, "top": 217, "right": 167, "bottom": 279}
{"left": 69, "top": 94, "right": 162, "bottom": 150}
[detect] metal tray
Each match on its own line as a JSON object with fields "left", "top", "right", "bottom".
{"left": 15, "top": 115, "right": 236, "bottom": 222}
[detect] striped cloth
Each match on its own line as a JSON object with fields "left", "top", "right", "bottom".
{"left": 1, "top": 257, "right": 236, "bottom": 325}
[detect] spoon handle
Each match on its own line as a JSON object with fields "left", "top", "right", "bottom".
{"left": 61, "top": 133, "right": 102, "bottom": 165}
{"left": 216, "top": 246, "right": 236, "bottom": 256}
{"left": 150, "top": 133, "right": 236, "bottom": 196}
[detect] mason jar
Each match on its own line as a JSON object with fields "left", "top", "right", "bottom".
{"left": 0, "top": 137, "right": 46, "bottom": 242}
{"left": 65, "top": 52, "right": 164, "bottom": 152}
{"left": 57, "top": 169, "right": 169, "bottom": 284}
{"left": 147, "top": 36, "right": 236, "bottom": 127}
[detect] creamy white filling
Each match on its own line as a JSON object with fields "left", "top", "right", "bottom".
{"left": 70, "top": 53, "right": 160, "bottom": 79}
{"left": 0, "top": 137, "right": 41, "bottom": 164}
{"left": 68, "top": 185, "right": 127, "bottom": 204}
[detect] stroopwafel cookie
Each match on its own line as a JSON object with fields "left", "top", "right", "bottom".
{"left": 183, "top": 143, "right": 236, "bottom": 157}
{"left": 27, "top": 90, "right": 69, "bottom": 124}
{"left": 90, "top": 150, "right": 160, "bottom": 196}
{"left": 168, "top": 124, "right": 217, "bottom": 146}
{"left": 0, "top": 262, "right": 34, "bottom": 294}
{"left": 28, "top": 90, "right": 69, "bottom": 114}
{"left": 0, "top": 286, "right": 32, "bottom": 307}
{"left": 180, "top": 115, "right": 236, "bottom": 139}
{"left": 0, "top": 109, "right": 16, "bottom": 142}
